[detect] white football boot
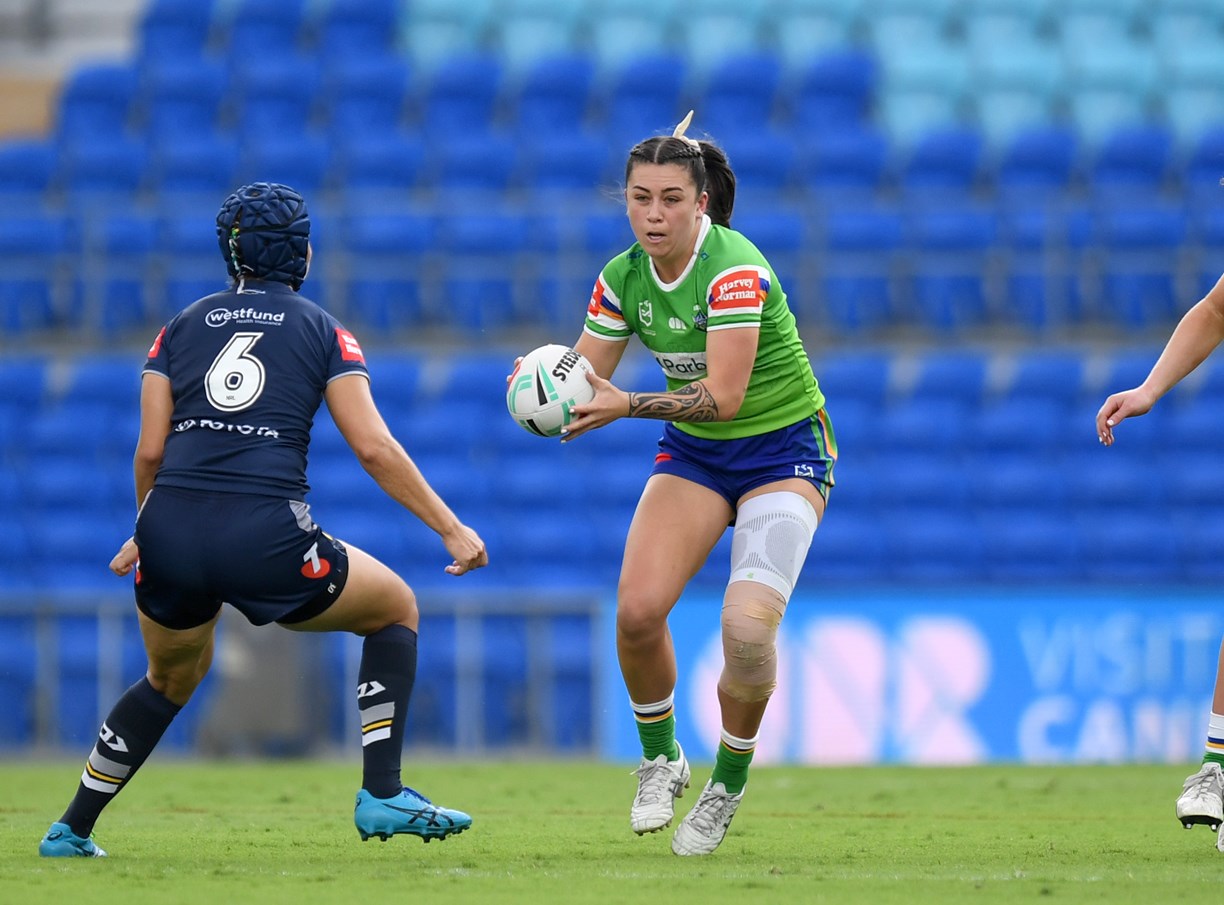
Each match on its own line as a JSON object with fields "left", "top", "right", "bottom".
{"left": 1177, "top": 761, "right": 1224, "bottom": 831}
{"left": 671, "top": 780, "right": 744, "bottom": 856}
{"left": 630, "top": 743, "right": 691, "bottom": 834}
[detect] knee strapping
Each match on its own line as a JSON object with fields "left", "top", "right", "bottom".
{"left": 728, "top": 491, "right": 818, "bottom": 600}
{"left": 717, "top": 583, "right": 786, "bottom": 703}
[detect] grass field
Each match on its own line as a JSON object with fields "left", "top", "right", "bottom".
{"left": 1, "top": 759, "right": 1220, "bottom": 904}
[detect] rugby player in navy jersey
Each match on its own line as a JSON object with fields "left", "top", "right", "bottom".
{"left": 39, "top": 183, "right": 486, "bottom": 857}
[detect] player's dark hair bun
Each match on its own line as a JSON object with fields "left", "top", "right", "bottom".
{"left": 216, "top": 182, "right": 311, "bottom": 289}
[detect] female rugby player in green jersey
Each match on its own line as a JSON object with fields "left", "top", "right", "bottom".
{"left": 1097, "top": 271, "right": 1224, "bottom": 847}
{"left": 562, "top": 112, "right": 837, "bottom": 855}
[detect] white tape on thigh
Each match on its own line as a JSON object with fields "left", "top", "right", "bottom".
{"left": 728, "top": 491, "right": 818, "bottom": 599}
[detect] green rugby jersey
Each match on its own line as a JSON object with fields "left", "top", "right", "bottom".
{"left": 583, "top": 215, "right": 824, "bottom": 440}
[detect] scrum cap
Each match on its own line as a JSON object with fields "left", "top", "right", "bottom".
{"left": 215, "top": 182, "right": 310, "bottom": 289}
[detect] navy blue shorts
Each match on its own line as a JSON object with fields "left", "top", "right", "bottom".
{"left": 133, "top": 486, "right": 349, "bottom": 630}
{"left": 650, "top": 410, "right": 838, "bottom": 508}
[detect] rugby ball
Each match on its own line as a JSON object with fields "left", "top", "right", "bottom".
{"left": 506, "top": 344, "right": 596, "bottom": 437}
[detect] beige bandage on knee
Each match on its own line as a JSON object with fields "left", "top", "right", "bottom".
{"left": 718, "top": 582, "right": 787, "bottom": 703}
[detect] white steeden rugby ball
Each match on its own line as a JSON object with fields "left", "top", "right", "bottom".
{"left": 506, "top": 344, "right": 596, "bottom": 437}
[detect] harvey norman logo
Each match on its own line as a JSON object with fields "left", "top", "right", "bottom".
{"left": 206, "top": 308, "right": 286, "bottom": 328}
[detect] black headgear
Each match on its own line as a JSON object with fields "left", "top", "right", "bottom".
{"left": 215, "top": 182, "right": 310, "bottom": 290}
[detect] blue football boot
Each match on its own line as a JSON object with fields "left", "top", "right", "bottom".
{"left": 39, "top": 822, "right": 107, "bottom": 858}
{"left": 354, "top": 786, "right": 472, "bottom": 843}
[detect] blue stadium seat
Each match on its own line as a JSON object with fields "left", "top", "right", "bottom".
{"left": 510, "top": 53, "right": 596, "bottom": 137}
{"left": 798, "top": 125, "right": 891, "bottom": 199}
{"left": 1003, "top": 350, "right": 1086, "bottom": 403}
{"left": 1173, "top": 511, "right": 1224, "bottom": 582}
{"left": 965, "top": 399, "right": 1069, "bottom": 456}
{"left": 598, "top": 54, "right": 688, "bottom": 151}
{"left": 146, "top": 132, "right": 240, "bottom": 201}
{"left": 771, "top": 0, "right": 857, "bottom": 67}
{"left": 155, "top": 207, "right": 231, "bottom": 321}
{"left": 434, "top": 208, "right": 528, "bottom": 329}
{"left": 314, "top": 0, "right": 399, "bottom": 60}
{"left": 56, "top": 62, "right": 139, "bottom": 146}
{"left": 230, "top": 55, "right": 321, "bottom": 137}
{"left": 55, "top": 134, "right": 149, "bottom": 204}
{"left": 879, "top": 399, "right": 974, "bottom": 452}
{"left": 909, "top": 349, "right": 989, "bottom": 405}
{"left": 813, "top": 509, "right": 887, "bottom": 582}
{"left": 729, "top": 204, "right": 806, "bottom": 300}
{"left": 419, "top": 53, "right": 505, "bottom": 137}
{"left": 320, "top": 55, "right": 411, "bottom": 137}
{"left": 139, "top": 57, "right": 229, "bottom": 136}
{"left": 1166, "top": 394, "right": 1224, "bottom": 453}
{"left": 0, "top": 139, "right": 55, "bottom": 204}
{"left": 515, "top": 129, "right": 612, "bottom": 194}
{"left": 978, "top": 507, "right": 1082, "bottom": 582}
{"left": 74, "top": 212, "right": 160, "bottom": 335}
{"left": 1076, "top": 508, "right": 1181, "bottom": 581}
{"left": 585, "top": 2, "right": 676, "bottom": 74}
{"left": 0, "top": 214, "right": 70, "bottom": 334}
{"left": 899, "top": 126, "right": 985, "bottom": 194}
{"left": 967, "top": 451, "right": 1066, "bottom": 509}
{"left": 136, "top": 0, "right": 218, "bottom": 70}
{"left": 813, "top": 350, "right": 893, "bottom": 407}
{"left": 1164, "top": 451, "right": 1224, "bottom": 512}
{"left": 333, "top": 132, "right": 425, "bottom": 197}
{"left": 493, "top": 1, "right": 582, "bottom": 75}
{"left": 884, "top": 510, "right": 983, "bottom": 582}
{"left": 720, "top": 130, "right": 798, "bottom": 196}
{"left": 1092, "top": 201, "right": 1188, "bottom": 327}
{"left": 905, "top": 204, "right": 998, "bottom": 331}
{"left": 995, "top": 203, "right": 1083, "bottom": 330}
{"left": 29, "top": 510, "right": 127, "bottom": 593}
{"left": 335, "top": 211, "right": 434, "bottom": 332}
{"left": 238, "top": 133, "right": 331, "bottom": 195}
{"left": 220, "top": 0, "right": 310, "bottom": 60}
{"left": 695, "top": 52, "right": 783, "bottom": 139}
{"left": 1087, "top": 123, "right": 1174, "bottom": 194}
{"left": 789, "top": 49, "right": 878, "bottom": 131}
{"left": 815, "top": 202, "right": 903, "bottom": 331}
{"left": 399, "top": 0, "right": 497, "bottom": 73}
{"left": 994, "top": 124, "right": 1079, "bottom": 198}
{"left": 425, "top": 130, "right": 519, "bottom": 193}
{"left": 0, "top": 614, "right": 37, "bottom": 748}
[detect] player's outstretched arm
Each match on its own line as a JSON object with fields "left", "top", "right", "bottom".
{"left": 325, "top": 374, "right": 487, "bottom": 574}
{"left": 1097, "top": 273, "right": 1224, "bottom": 446}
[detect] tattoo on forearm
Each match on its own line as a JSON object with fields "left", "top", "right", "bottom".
{"left": 627, "top": 382, "right": 719, "bottom": 422}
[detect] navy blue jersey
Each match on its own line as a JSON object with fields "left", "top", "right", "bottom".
{"left": 144, "top": 282, "right": 368, "bottom": 497}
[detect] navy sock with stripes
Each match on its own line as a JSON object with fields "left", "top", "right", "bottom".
{"left": 60, "top": 676, "right": 181, "bottom": 838}
{"left": 357, "top": 624, "right": 417, "bottom": 799}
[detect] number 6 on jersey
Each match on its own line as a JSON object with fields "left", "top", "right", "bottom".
{"left": 206, "top": 332, "right": 266, "bottom": 412}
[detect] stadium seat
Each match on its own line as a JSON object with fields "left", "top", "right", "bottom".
{"left": 230, "top": 55, "right": 322, "bottom": 137}
{"left": 314, "top": 0, "right": 399, "bottom": 60}
{"left": 55, "top": 135, "right": 149, "bottom": 204}
{"left": 515, "top": 129, "right": 612, "bottom": 194}
{"left": 789, "top": 49, "right": 878, "bottom": 131}
{"left": 319, "top": 55, "right": 411, "bottom": 137}
{"left": 332, "top": 132, "right": 425, "bottom": 199}
{"left": 1087, "top": 123, "right": 1174, "bottom": 194}
{"left": 994, "top": 124, "right": 1080, "bottom": 198}
{"left": 0, "top": 614, "right": 37, "bottom": 748}
{"left": 972, "top": 87, "right": 1053, "bottom": 150}
{"left": 334, "top": 211, "right": 435, "bottom": 332}
{"left": 693, "top": 52, "right": 783, "bottom": 139}
{"left": 978, "top": 507, "right": 1082, "bottom": 582}
{"left": 493, "top": 1, "right": 582, "bottom": 75}
{"left": 815, "top": 202, "right": 903, "bottom": 332}
{"left": 813, "top": 349, "right": 893, "bottom": 408}
{"left": 908, "top": 350, "right": 990, "bottom": 405}
{"left": 966, "top": 451, "right": 1066, "bottom": 509}
{"left": 146, "top": 132, "right": 240, "bottom": 201}
{"left": 0, "top": 214, "right": 71, "bottom": 334}
{"left": 813, "top": 509, "right": 888, "bottom": 582}
{"left": 729, "top": 204, "right": 806, "bottom": 301}
{"left": 1002, "top": 350, "right": 1086, "bottom": 403}
{"left": 899, "top": 126, "right": 985, "bottom": 194}
{"left": 719, "top": 130, "right": 799, "bottom": 196}
{"left": 797, "top": 125, "right": 891, "bottom": 198}
{"left": 994, "top": 203, "right": 1083, "bottom": 330}
{"left": 237, "top": 133, "right": 331, "bottom": 196}
{"left": 585, "top": 1, "right": 677, "bottom": 73}
{"left": 434, "top": 207, "right": 528, "bottom": 329}
{"left": 419, "top": 53, "right": 505, "bottom": 137}
{"left": 138, "top": 57, "right": 229, "bottom": 136}
{"left": 509, "top": 53, "right": 595, "bottom": 137}
{"left": 55, "top": 62, "right": 139, "bottom": 147}
{"left": 0, "top": 139, "right": 56, "bottom": 204}
{"left": 597, "top": 53, "right": 688, "bottom": 151}
{"left": 1091, "top": 201, "right": 1188, "bottom": 328}
{"left": 1076, "top": 508, "right": 1181, "bottom": 581}
{"left": 136, "top": 0, "right": 218, "bottom": 70}
{"left": 904, "top": 204, "right": 998, "bottom": 331}
{"left": 155, "top": 207, "right": 231, "bottom": 321}
{"left": 884, "top": 510, "right": 983, "bottom": 583}
{"left": 879, "top": 399, "right": 974, "bottom": 452}
{"left": 219, "top": 0, "right": 310, "bottom": 61}
{"left": 74, "top": 212, "right": 160, "bottom": 336}
{"left": 771, "top": 0, "right": 858, "bottom": 67}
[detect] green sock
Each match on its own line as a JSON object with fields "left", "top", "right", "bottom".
{"left": 710, "top": 731, "right": 757, "bottom": 795}
{"left": 631, "top": 695, "right": 679, "bottom": 761}
{"left": 1204, "top": 752, "right": 1224, "bottom": 767}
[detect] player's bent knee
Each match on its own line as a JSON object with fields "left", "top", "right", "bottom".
{"left": 718, "top": 587, "right": 785, "bottom": 704}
